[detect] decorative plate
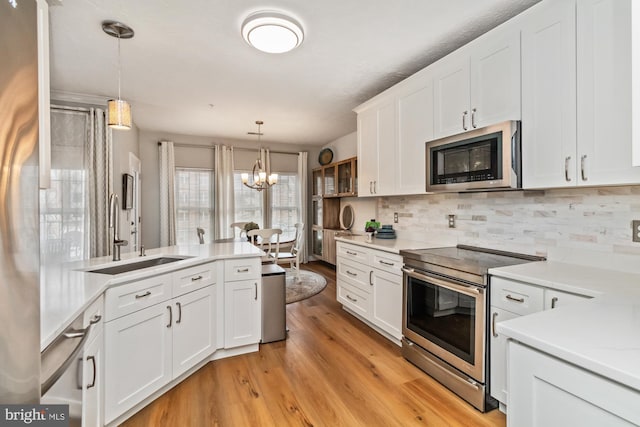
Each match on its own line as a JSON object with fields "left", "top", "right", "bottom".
{"left": 319, "top": 148, "right": 333, "bottom": 165}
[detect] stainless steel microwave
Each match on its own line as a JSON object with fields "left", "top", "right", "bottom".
{"left": 425, "top": 121, "right": 521, "bottom": 192}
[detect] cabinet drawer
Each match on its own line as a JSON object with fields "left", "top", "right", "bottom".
{"left": 337, "top": 259, "right": 371, "bottom": 292}
{"left": 372, "top": 252, "right": 403, "bottom": 275}
{"left": 224, "top": 258, "right": 260, "bottom": 282}
{"left": 173, "top": 261, "right": 217, "bottom": 296}
{"left": 337, "top": 282, "right": 371, "bottom": 318}
{"left": 490, "top": 276, "right": 543, "bottom": 316}
{"left": 105, "top": 274, "right": 172, "bottom": 321}
{"left": 544, "top": 289, "right": 590, "bottom": 310}
{"left": 337, "top": 242, "right": 370, "bottom": 264}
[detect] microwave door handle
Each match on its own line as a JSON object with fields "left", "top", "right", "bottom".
{"left": 402, "top": 267, "right": 480, "bottom": 297}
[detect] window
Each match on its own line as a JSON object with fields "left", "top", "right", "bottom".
{"left": 233, "top": 173, "right": 264, "bottom": 228}
{"left": 175, "top": 168, "right": 214, "bottom": 245}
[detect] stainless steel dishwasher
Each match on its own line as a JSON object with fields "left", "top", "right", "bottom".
{"left": 261, "top": 264, "right": 287, "bottom": 343}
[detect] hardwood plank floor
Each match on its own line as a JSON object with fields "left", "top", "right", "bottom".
{"left": 122, "top": 262, "right": 506, "bottom": 427}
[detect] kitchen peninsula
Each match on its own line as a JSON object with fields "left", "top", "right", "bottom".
{"left": 41, "top": 241, "right": 263, "bottom": 426}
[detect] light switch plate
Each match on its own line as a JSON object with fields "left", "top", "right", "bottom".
{"left": 632, "top": 220, "right": 640, "bottom": 242}
{"left": 394, "top": 212, "right": 398, "bottom": 223}
{"left": 448, "top": 214, "right": 456, "bottom": 228}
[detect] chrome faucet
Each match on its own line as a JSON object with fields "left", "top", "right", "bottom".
{"left": 109, "top": 193, "right": 128, "bottom": 261}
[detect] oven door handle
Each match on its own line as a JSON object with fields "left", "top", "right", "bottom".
{"left": 402, "top": 267, "right": 481, "bottom": 297}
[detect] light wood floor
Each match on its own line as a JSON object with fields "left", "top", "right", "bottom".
{"left": 122, "top": 262, "right": 506, "bottom": 427}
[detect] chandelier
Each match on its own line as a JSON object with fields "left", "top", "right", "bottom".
{"left": 241, "top": 121, "right": 278, "bottom": 191}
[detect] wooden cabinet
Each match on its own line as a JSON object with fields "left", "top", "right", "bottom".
{"left": 337, "top": 158, "right": 357, "bottom": 195}
{"left": 322, "top": 229, "right": 339, "bottom": 265}
{"left": 508, "top": 341, "right": 640, "bottom": 427}
{"left": 312, "top": 157, "right": 357, "bottom": 198}
{"left": 336, "top": 242, "right": 403, "bottom": 343}
{"left": 489, "top": 275, "right": 591, "bottom": 410}
{"left": 224, "top": 279, "right": 260, "bottom": 348}
{"left": 433, "top": 28, "right": 521, "bottom": 138}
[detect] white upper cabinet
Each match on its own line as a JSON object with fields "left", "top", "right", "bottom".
{"left": 434, "top": 27, "right": 521, "bottom": 139}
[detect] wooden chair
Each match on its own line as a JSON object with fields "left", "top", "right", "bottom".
{"left": 276, "top": 223, "right": 304, "bottom": 279}
{"left": 247, "top": 228, "right": 282, "bottom": 264}
{"left": 230, "top": 222, "right": 249, "bottom": 239}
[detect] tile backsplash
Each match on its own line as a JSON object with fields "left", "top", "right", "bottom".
{"left": 378, "top": 186, "right": 640, "bottom": 257}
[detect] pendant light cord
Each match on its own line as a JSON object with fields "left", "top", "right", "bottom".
{"left": 117, "top": 33, "right": 122, "bottom": 101}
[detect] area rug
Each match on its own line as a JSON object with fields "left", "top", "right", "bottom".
{"left": 285, "top": 269, "right": 327, "bottom": 304}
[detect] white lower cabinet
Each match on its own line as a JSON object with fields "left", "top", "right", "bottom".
{"left": 336, "top": 242, "right": 403, "bottom": 342}
{"left": 508, "top": 341, "right": 640, "bottom": 427}
{"left": 83, "top": 329, "right": 103, "bottom": 427}
{"left": 224, "top": 279, "right": 261, "bottom": 348}
{"left": 489, "top": 275, "right": 591, "bottom": 411}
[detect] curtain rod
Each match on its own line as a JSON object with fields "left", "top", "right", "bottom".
{"left": 157, "top": 141, "right": 301, "bottom": 156}
{"left": 52, "top": 104, "right": 92, "bottom": 112}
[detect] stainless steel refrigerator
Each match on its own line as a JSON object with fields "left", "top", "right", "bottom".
{"left": 0, "top": 0, "right": 41, "bottom": 404}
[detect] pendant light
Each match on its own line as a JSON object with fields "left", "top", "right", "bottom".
{"left": 241, "top": 121, "right": 278, "bottom": 191}
{"left": 102, "top": 20, "right": 134, "bottom": 130}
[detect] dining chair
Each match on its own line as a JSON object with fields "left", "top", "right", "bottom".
{"left": 247, "top": 228, "right": 282, "bottom": 264}
{"left": 230, "top": 222, "right": 249, "bottom": 239}
{"left": 196, "top": 227, "right": 205, "bottom": 244}
{"left": 276, "top": 223, "right": 304, "bottom": 279}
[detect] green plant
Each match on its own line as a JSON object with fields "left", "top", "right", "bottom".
{"left": 243, "top": 222, "right": 259, "bottom": 232}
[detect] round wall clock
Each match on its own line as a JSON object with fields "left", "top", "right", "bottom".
{"left": 319, "top": 148, "right": 333, "bottom": 165}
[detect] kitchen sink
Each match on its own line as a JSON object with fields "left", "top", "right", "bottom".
{"left": 86, "top": 256, "right": 193, "bottom": 275}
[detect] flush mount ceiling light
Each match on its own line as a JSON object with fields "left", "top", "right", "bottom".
{"left": 241, "top": 11, "right": 304, "bottom": 54}
{"left": 102, "top": 20, "right": 134, "bottom": 130}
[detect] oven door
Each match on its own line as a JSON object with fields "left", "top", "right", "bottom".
{"left": 402, "top": 267, "right": 485, "bottom": 382}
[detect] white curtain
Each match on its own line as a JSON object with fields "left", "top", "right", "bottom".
{"left": 159, "top": 141, "right": 176, "bottom": 246}
{"left": 89, "top": 108, "right": 112, "bottom": 258}
{"left": 297, "top": 151, "right": 308, "bottom": 263}
{"left": 214, "top": 145, "right": 235, "bottom": 239}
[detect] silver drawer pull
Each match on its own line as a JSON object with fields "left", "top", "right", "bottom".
{"left": 135, "top": 291, "right": 151, "bottom": 299}
{"left": 89, "top": 315, "right": 102, "bottom": 325}
{"left": 506, "top": 294, "right": 525, "bottom": 303}
{"left": 237, "top": 268, "right": 249, "bottom": 273}
{"left": 191, "top": 275, "right": 203, "bottom": 281}
{"left": 378, "top": 260, "right": 394, "bottom": 266}
{"left": 492, "top": 312, "right": 498, "bottom": 338}
{"left": 346, "top": 295, "right": 357, "bottom": 302}
{"left": 346, "top": 250, "right": 357, "bottom": 256}
{"left": 346, "top": 270, "right": 357, "bottom": 277}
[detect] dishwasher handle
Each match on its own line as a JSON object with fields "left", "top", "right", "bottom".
{"left": 41, "top": 322, "right": 93, "bottom": 396}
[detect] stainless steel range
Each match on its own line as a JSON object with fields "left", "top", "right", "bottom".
{"left": 400, "top": 245, "right": 544, "bottom": 412}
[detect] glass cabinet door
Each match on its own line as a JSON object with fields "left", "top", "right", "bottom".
{"left": 312, "top": 168, "right": 323, "bottom": 196}
{"left": 337, "top": 160, "right": 353, "bottom": 195}
{"left": 312, "top": 228, "right": 323, "bottom": 257}
{"left": 323, "top": 165, "right": 336, "bottom": 196}
{"left": 312, "top": 198, "right": 322, "bottom": 227}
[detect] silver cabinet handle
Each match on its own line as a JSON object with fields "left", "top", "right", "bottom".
{"left": 492, "top": 312, "right": 498, "bottom": 338}
{"left": 374, "top": 181, "right": 377, "bottom": 194}
{"left": 565, "top": 156, "right": 572, "bottom": 182}
{"left": 462, "top": 111, "right": 468, "bottom": 131}
{"left": 378, "top": 260, "right": 394, "bottom": 266}
{"left": 176, "top": 302, "right": 182, "bottom": 324}
{"left": 369, "top": 270, "right": 373, "bottom": 286}
{"left": 86, "top": 355, "right": 96, "bottom": 389}
{"left": 551, "top": 297, "right": 558, "bottom": 309}
{"left": 346, "top": 295, "right": 357, "bottom": 302}
{"left": 135, "top": 291, "right": 151, "bottom": 299}
{"left": 254, "top": 282, "right": 258, "bottom": 300}
{"left": 369, "top": 181, "right": 373, "bottom": 194}
{"left": 237, "top": 268, "right": 249, "bottom": 273}
{"left": 581, "top": 155, "right": 587, "bottom": 181}
{"left": 471, "top": 108, "right": 477, "bottom": 128}
{"left": 506, "top": 294, "right": 525, "bottom": 303}
{"left": 346, "top": 270, "right": 357, "bottom": 277}
{"left": 166, "top": 305, "right": 172, "bottom": 328}
{"left": 89, "top": 314, "right": 102, "bottom": 325}
{"left": 191, "top": 275, "right": 203, "bottom": 281}
{"left": 346, "top": 250, "right": 357, "bottom": 256}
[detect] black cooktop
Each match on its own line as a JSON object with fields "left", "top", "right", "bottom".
{"left": 400, "top": 245, "right": 545, "bottom": 278}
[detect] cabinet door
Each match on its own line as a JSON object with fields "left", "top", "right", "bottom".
{"left": 544, "top": 288, "right": 590, "bottom": 310}
{"left": 104, "top": 303, "right": 172, "bottom": 424}
{"left": 82, "top": 331, "right": 103, "bottom": 427}
{"left": 489, "top": 306, "right": 519, "bottom": 405}
{"left": 224, "top": 280, "right": 260, "bottom": 348}
{"left": 322, "top": 229, "right": 337, "bottom": 266}
{"left": 433, "top": 53, "right": 470, "bottom": 138}
{"left": 521, "top": 0, "right": 577, "bottom": 189}
{"left": 172, "top": 286, "right": 216, "bottom": 378}
{"left": 470, "top": 29, "right": 521, "bottom": 127}
{"left": 376, "top": 101, "right": 397, "bottom": 195}
{"left": 357, "top": 108, "right": 379, "bottom": 196}
{"left": 371, "top": 269, "right": 402, "bottom": 340}
{"left": 397, "top": 82, "right": 433, "bottom": 194}
{"left": 508, "top": 341, "right": 640, "bottom": 427}
{"left": 577, "top": 0, "right": 640, "bottom": 186}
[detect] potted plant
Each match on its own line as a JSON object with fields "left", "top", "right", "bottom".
{"left": 243, "top": 222, "right": 259, "bottom": 242}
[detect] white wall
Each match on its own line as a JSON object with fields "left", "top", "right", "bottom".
{"left": 320, "top": 131, "right": 357, "bottom": 164}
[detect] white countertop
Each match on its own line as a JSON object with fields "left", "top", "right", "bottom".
{"left": 335, "top": 234, "right": 451, "bottom": 253}
{"left": 490, "top": 259, "right": 640, "bottom": 391}
{"left": 41, "top": 242, "right": 263, "bottom": 350}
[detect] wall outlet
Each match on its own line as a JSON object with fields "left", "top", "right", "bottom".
{"left": 394, "top": 212, "right": 398, "bottom": 223}
{"left": 633, "top": 220, "right": 640, "bottom": 242}
{"left": 448, "top": 214, "right": 456, "bottom": 228}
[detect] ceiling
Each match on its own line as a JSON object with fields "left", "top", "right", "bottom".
{"left": 49, "top": 0, "right": 540, "bottom": 146}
